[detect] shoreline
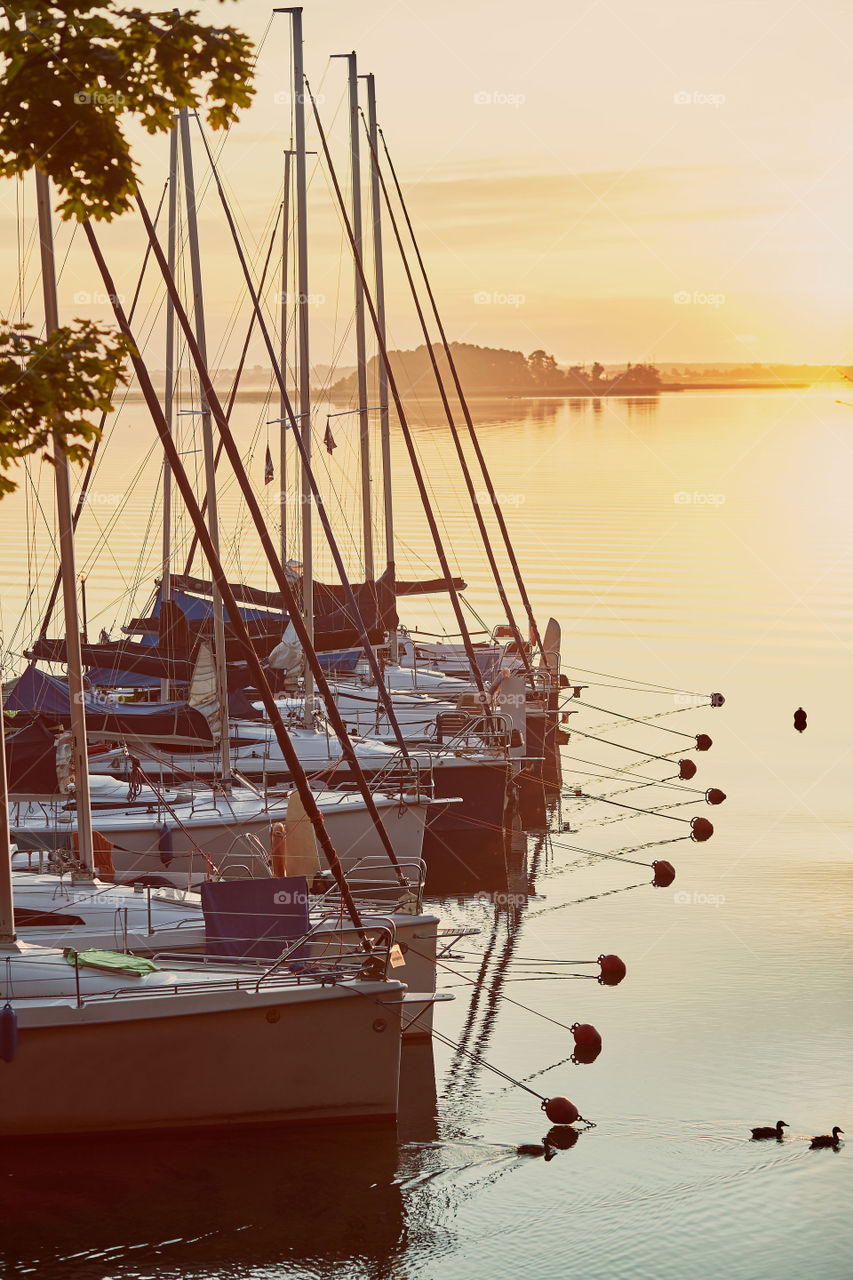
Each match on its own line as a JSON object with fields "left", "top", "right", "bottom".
{"left": 120, "top": 380, "right": 840, "bottom": 404}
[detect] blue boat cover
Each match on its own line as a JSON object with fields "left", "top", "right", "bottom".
{"left": 200, "top": 876, "right": 310, "bottom": 960}
{"left": 5, "top": 666, "right": 213, "bottom": 742}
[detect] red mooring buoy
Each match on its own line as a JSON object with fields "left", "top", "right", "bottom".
{"left": 691, "top": 816, "right": 714, "bottom": 842}
{"left": 543, "top": 1096, "right": 580, "bottom": 1125}
{"left": 705, "top": 788, "right": 726, "bottom": 806}
{"left": 794, "top": 708, "right": 807, "bottom": 733}
{"left": 679, "top": 759, "right": 697, "bottom": 780}
{"left": 710, "top": 693, "right": 725, "bottom": 707}
{"left": 571, "top": 1024, "right": 602, "bottom": 1063}
{"left": 695, "top": 734, "right": 712, "bottom": 752}
{"left": 598, "top": 954, "right": 627, "bottom": 986}
{"left": 653, "top": 860, "right": 676, "bottom": 887}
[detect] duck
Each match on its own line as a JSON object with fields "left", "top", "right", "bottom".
{"left": 810, "top": 1126, "right": 843, "bottom": 1149}
{"left": 750, "top": 1120, "right": 788, "bottom": 1140}
{"left": 515, "top": 1138, "right": 557, "bottom": 1161}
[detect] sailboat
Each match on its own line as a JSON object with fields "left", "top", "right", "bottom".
{"left": 0, "top": 168, "right": 408, "bottom": 1137}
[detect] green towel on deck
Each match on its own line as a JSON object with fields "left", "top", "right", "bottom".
{"left": 63, "top": 948, "right": 160, "bottom": 977}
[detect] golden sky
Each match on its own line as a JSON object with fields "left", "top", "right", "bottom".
{"left": 5, "top": 0, "right": 853, "bottom": 366}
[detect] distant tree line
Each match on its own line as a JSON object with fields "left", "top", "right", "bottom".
{"left": 328, "top": 343, "right": 662, "bottom": 399}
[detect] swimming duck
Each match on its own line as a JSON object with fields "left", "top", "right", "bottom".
{"left": 810, "top": 1126, "right": 843, "bottom": 1149}
{"left": 750, "top": 1120, "right": 788, "bottom": 1140}
{"left": 516, "top": 1138, "right": 557, "bottom": 1161}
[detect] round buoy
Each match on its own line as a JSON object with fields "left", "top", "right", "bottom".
{"left": 571, "top": 1024, "right": 602, "bottom": 1064}
{"left": 0, "top": 1003, "right": 18, "bottom": 1063}
{"left": 710, "top": 693, "right": 725, "bottom": 708}
{"left": 542, "top": 1096, "right": 579, "bottom": 1125}
{"left": 679, "top": 759, "right": 697, "bottom": 780}
{"left": 794, "top": 707, "right": 807, "bottom": 733}
{"left": 705, "top": 788, "right": 726, "bottom": 806}
{"left": 695, "top": 734, "right": 712, "bottom": 752}
{"left": 598, "top": 954, "right": 627, "bottom": 986}
{"left": 571, "top": 1022, "right": 601, "bottom": 1050}
{"left": 691, "top": 816, "right": 714, "bottom": 843}
{"left": 653, "top": 859, "right": 676, "bottom": 887}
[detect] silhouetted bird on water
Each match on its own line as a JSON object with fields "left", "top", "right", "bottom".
{"left": 516, "top": 1139, "right": 557, "bottom": 1161}
{"left": 750, "top": 1120, "right": 788, "bottom": 1140}
{"left": 810, "top": 1126, "right": 843, "bottom": 1149}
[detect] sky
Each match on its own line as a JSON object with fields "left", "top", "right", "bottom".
{"left": 4, "top": 0, "right": 853, "bottom": 367}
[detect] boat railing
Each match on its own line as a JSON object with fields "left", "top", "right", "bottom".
{"left": 432, "top": 709, "right": 514, "bottom": 754}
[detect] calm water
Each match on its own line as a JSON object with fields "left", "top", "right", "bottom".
{"left": 0, "top": 388, "right": 851, "bottom": 1279}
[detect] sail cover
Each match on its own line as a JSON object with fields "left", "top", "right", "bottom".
{"left": 5, "top": 666, "right": 213, "bottom": 742}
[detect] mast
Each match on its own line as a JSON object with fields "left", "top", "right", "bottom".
{"left": 362, "top": 72, "right": 396, "bottom": 659}
{"left": 279, "top": 150, "right": 294, "bottom": 586}
{"left": 278, "top": 7, "right": 314, "bottom": 727}
{"left": 335, "top": 51, "right": 374, "bottom": 584}
{"left": 34, "top": 169, "right": 95, "bottom": 875}
{"left": 178, "top": 107, "right": 232, "bottom": 787}
{"left": 161, "top": 120, "right": 178, "bottom": 701}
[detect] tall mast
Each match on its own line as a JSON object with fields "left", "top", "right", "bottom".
{"left": 178, "top": 107, "right": 232, "bottom": 786}
{"left": 160, "top": 120, "right": 178, "bottom": 701}
{"left": 279, "top": 150, "right": 294, "bottom": 586}
{"left": 362, "top": 72, "right": 395, "bottom": 658}
{"left": 334, "top": 51, "right": 374, "bottom": 584}
{"left": 34, "top": 170, "right": 95, "bottom": 875}
{"left": 278, "top": 7, "right": 314, "bottom": 727}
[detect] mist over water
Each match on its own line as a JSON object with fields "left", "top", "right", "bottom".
{"left": 0, "top": 389, "right": 850, "bottom": 1279}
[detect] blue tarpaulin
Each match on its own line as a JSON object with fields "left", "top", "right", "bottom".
{"left": 200, "top": 876, "right": 310, "bottom": 960}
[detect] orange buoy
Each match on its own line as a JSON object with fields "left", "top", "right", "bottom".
{"left": 690, "top": 817, "right": 714, "bottom": 842}
{"left": 542, "top": 1096, "right": 579, "bottom": 1125}
{"left": 598, "top": 954, "right": 627, "bottom": 986}
{"left": 270, "top": 822, "right": 287, "bottom": 878}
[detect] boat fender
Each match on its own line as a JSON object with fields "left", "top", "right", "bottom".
{"left": 270, "top": 822, "right": 287, "bottom": 877}
{"left": 0, "top": 1003, "right": 18, "bottom": 1063}
{"left": 158, "top": 823, "right": 174, "bottom": 867}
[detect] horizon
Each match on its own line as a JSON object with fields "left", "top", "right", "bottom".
{"left": 3, "top": 0, "right": 853, "bottom": 371}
